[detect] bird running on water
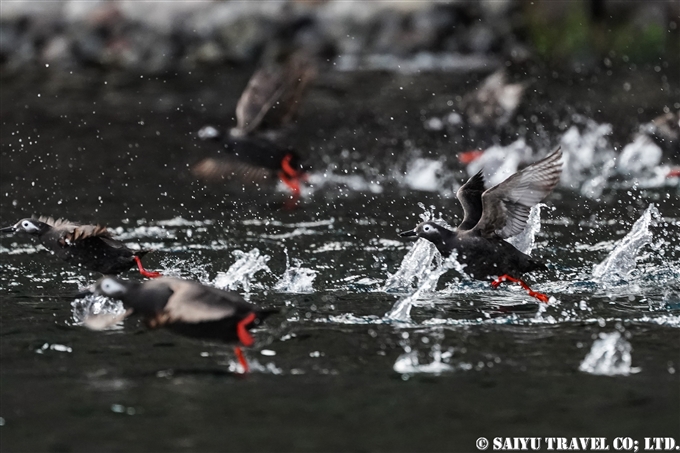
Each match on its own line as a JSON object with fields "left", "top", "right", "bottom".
{"left": 1, "top": 217, "right": 161, "bottom": 278}
{"left": 399, "top": 148, "right": 563, "bottom": 302}
{"left": 81, "top": 276, "right": 277, "bottom": 373}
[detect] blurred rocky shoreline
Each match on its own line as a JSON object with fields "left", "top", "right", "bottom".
{"left": 1, "top": 0, "right": 678, "bottom": 75}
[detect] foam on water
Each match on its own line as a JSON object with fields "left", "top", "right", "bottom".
{"left": 592, "top": 204, "right": 659, "bottom": 285}
{"left": 214, "top": 248, "right": 271, "bottom": 293}
{"left": 578, "top": 331, "right": 640, "bottom": 376}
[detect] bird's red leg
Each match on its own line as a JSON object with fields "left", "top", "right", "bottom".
{"left": 279, "top": 172, "right": 301, "bottom": 209}
{"left": 236, "top": 312, "right": 256, "bottom": 347}
{"left": 279, "top": 154, "right": 302, "bottom": 209}
{"left": 491, "top": 274, "right": 550, "bottom": 303}
{"left": 234, "top": 346, "right": 249, "bottom": 373}
{"left": 234, "top": 312, "right": 257, "bottom": 373}
{"left": 133, "top": 256, "right": 162, "bottom": 278}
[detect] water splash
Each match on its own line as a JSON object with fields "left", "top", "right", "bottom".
{"left": 592, "top": 204, "right": 659, "bottom": 284}
{"left": 393, "top": 345, "right": 453, "bottom": 375}
{"left": 466, "top": 139, "right": 532, "bottom": 187}
{"left": 384, "top": 238, "right": 440, "bottom": 292}
{"left": 393, "top": 331, "right": 453, "bottom": 375}
{"left": 403, "top": 158, "right": 443, "bottom": 191}
{"left": 617, "top": 134, "right": 663, "bottom": 176}
{"left": 274, "top": 258, "right": 317, "bottom": 293}
{"left": 214, "top": 248, "right": 271, "bottom": 293}
{"left": 385, "top": 251, "right": 463, "bottom": 322}
{"left": 578, "top": 332, "right": 640, "bottom": 376}
{"left": 506, "top": 204, "right": 545, "bottom": 255}
{"left": 559, "top": 119, "right": 615, "bottom": 190}
{"left": 71, "top": 295, "right": 126, "bottom": 329}
{"left": 581, "top": 158, "right": 615, "bottom": 199}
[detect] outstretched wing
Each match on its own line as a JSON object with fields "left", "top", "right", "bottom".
{"left": 235, "top": 52, "right": 315, "bottom": 135}
{"left": 456, "top": 170, "right": 486, "bottom": 231}
{"left": 473, "top": 148, "right": 562, "bottom": 239}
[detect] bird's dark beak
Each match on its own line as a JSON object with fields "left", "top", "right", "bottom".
{"left": 399, "top": 229, "right": 417, "bottom": 238}
{"left": 0, "top": 226, "right": 16, "bottom": 233}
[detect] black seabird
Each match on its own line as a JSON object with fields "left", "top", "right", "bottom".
{"left": 399, "top": 148, "right": 563, "bottom": 302}
{"left": 82, "top": 276, "right": 277, "bottom": 373}
{"left": 194, "top": 50, "right": 314, "bottom": 206}
{"left": 1, "top": 217, "right": 160, "bottom": 277}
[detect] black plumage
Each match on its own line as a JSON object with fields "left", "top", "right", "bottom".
{"left": 84, "top": 276, "right": 276, "bottom": 372}
{"left": 0, "top": 217, "right": 159, "bottom": 277}
{"left": 400, "top": 148, "right": 563, "bottom": 301}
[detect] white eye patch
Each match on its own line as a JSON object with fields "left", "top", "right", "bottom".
{"left": 99, "top": 278, "right": 126, "bottom": 295}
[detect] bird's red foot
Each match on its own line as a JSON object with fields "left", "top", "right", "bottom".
{"left": 236, "top": 312, "right": 256, "bottom": 347}
{"left": 491, "top": 274, "right": 550, "bottom": 304}
{"left": 667, "top": 168, "right": 680, "bottom": 178}
{"left": 234, "top": 346, "right": 249, "bottom": 374}
{"left": 279, "top": 173, "right": 301, "bottom": 210}
{"left": 134, "top": 255, "right": 162, "bottom": 278}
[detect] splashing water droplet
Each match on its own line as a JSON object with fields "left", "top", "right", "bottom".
{"left": 72, "top": 294, "right": 126, "bottom": 329}
{"left": 214, "top": 248, "right": 271, "bottom": 293}
{"left": 592, "top": 204, "right": 659, "bottom": 285}
{"left": 578, "top": 332, "right": 640, "bottom": 376}
{"left": 274, "top": 258, "right": 317, "bottom": 293}
{"left": 385, "top": 251, "right": 464, "bottom": 322}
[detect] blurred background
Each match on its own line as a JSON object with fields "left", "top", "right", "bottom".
{"left": 1, "top": 2, "right": 679, "bottom": 452}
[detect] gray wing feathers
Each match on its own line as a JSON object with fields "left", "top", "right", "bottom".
{"left": 474, "top": 148, "right": 562, "bottom": 239}
{"left": 164, "top": 280, "right": 239, "bottom": 323}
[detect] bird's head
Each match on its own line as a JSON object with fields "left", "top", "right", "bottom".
{"left": 1, "top": 218, "right": 49, "bottom": 236}
{"left": 399, "top": 221, "right": 454, "bottom": 245}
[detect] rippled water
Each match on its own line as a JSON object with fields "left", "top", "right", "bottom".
{"left": 1, "top": 68, "right": 679, "bottom": 451}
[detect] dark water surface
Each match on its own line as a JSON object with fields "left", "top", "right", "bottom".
{"left": 1, "top": 66, "right": 679, "bottom": 452}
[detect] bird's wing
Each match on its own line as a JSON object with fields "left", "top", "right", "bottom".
{"left": 235, "top": 66, "right": 288, "bottom": 135}
{"left": 162, "top": 280, "right": 247, "bottom": 324}
{"left": 473, "top": 148, "right": 562, "bottom": 239}
{"left": 235, "top": 52, "right": 316, "bottom": 135}
{"left": 456, "top": 170, "right": 486, "bottom": 231}
{"left": 191, "top": 157, "right": 274, "bottom": 185}
{"left": 39, "top": 216, "right": 114, "bottom": 246}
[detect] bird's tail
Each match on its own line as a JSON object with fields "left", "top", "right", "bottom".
{"left": 255, "top": 308, "right": 279, "bottom": 323}
{"left": 134, "top": 249, "right": 151, "bottom": 258}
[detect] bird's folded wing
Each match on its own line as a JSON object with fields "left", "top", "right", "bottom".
{"left": 163, "top": 281, "right": 239, "bottom": 323}
{"left": 191, "top": 157, "right": 274, "bottom": 184}
{"left": 473, "top": 148, "right": 562, "bottom": 239}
